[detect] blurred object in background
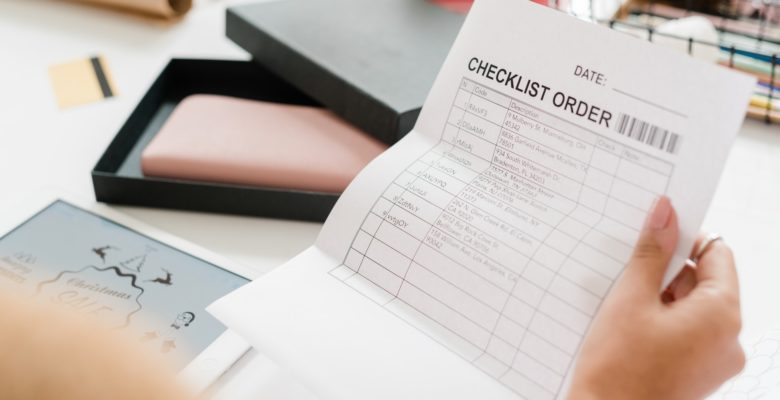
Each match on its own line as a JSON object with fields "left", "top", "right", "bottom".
{"left": 429, "top": 0, "right": 475, "bottom": 13}
{"left": 654, "top": 16, "right": 721, "bottom": 61}
{"left": 68, "top": 0, "right": 192, "bottom": 19}
{"left": 430, "top": 0, "right": 549, "bottom": 14}
{"left": 621, "top": 0, "right": 779, "bottom": 22}
{"left": 620, "top": 0, "right": 737, "bottom": 18}
{"left": 616, "top": 0, "right": 780, "bottom": 38}
{"left": 561, "top": 0, "right": 624, "bottom": 19}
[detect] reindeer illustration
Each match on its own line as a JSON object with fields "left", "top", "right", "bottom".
{"left": 92, "top": 246, "right": 116, "bottom": 263}
{"left": 147, "top": 269, "right": 172, "bottom": 286}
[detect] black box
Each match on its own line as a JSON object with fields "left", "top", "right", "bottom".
{"left": 92, "top": 59, "right": 340, "bottom": 222}
{"left": 226, "top": 0, "right": 464, "bottom": 144}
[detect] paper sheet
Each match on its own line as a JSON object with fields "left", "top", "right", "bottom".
{"left": 209, "top": 1, "right": 755, "bottom": 399}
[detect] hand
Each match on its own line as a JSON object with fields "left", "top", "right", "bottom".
{"left": 0, "top": 294, "right": 192, "bottom": 400}
{"left": 568, "top": 196, "right": 744, "bottom": 400}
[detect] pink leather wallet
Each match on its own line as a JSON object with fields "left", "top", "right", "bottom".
{"left": 141, "top": 95, "right": 388, "bottom": 193}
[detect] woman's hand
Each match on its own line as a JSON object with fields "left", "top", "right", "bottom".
{"left": 568, "top": 196, "right": 744, "bottom": 400}
{"left": 0, "top": 293, "right": 193, "bottom": 400}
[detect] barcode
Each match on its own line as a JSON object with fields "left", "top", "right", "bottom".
{"left": 614, "top": 113, "right": 680, "bottom": 154}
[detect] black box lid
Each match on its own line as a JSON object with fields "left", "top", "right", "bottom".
{"left": 226, "top": 0, "right": 464, "bottom": 144}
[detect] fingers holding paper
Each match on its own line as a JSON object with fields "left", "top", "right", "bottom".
{"left": 568, "top": 196, "right": 744, "bottom": 400}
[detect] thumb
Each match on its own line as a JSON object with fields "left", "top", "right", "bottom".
{"left": 617, "top": 196, "right": 679, "bottom": 300}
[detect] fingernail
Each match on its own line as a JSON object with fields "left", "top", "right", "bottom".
{"left": 646, "top": 196, "right": 672, "bottom": 230}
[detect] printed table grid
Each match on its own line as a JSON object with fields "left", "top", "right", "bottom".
{"left": 329, "top": 77, "right": 674, "bottom": 399}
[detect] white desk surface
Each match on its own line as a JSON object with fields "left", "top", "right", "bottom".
{"left": 0, "top": 1, "right": 778, "bottom": 398}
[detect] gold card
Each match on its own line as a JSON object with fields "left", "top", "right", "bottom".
{"left": 48, "top": 56, "right": 117, "bottom": 109}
